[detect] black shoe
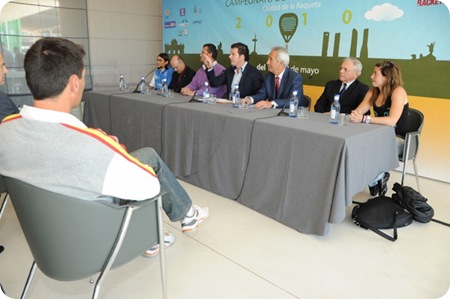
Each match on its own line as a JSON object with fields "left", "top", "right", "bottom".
{"left": 379, "top": 172, "right": 390, "bottom": 196}
{"left": 369, "top": 184, "right": 379, "bottom": 196}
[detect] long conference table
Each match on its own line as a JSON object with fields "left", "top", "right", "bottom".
{"left": 83, "top": 89, "right": 399, "bottom": 235}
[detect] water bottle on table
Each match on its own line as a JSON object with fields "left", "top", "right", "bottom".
{"left": 161, "top": 78, "right": 168, "bottom": 96}
{"left": 289, "top": 90, "right": 299, "bottom": 118}
{"left": 330, "top": 94, "right": 341, "bottom": 124}
{"left": 119, "top": 74, "right": 127, "bottom": 91}
{"left": 203, "top": 82, "right": 211, "bottom": 104}
{"left": 231, "top": 84, "right": 240, "bottom": 108}
{"left": 138, "top": 76, "right": 147, "bottom": 94}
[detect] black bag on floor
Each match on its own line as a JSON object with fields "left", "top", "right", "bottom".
{"left": 352, "top": 196, "right": 413, "bottom": 241}
{"left": 391, "top": 183, "right": 434, "bottom": 223}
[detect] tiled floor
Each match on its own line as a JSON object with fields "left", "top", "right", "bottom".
{"left": 0, "top": 171, "right": 449, "bottom": 299}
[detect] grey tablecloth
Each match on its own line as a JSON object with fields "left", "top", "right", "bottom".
{"left": 162, "top": 103, "right": 278, "bottom": 199}
{"left": 84, "top": 90, "right": 188, "bottom": 154}
{"left": 109, "top": 93, "right": 187, "bottom": 153}
{"left": 83, "top": 89, "right": 118, "bottom": 133}
{"left": 237, "top": 113, "right": 399, "bottom": 235}
{"left": 83, "top": 91, "right": 399, "bottom": 235}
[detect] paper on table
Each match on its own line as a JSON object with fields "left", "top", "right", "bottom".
{"left": 216, "top": 99, "right": 232, "bottom": 104}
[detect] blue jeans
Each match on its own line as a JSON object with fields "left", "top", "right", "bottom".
{"left": 130, "top": 148, "right": 192, "bottom": 222}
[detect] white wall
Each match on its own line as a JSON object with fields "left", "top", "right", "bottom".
{"left": 86, "top": 0, "right": 163, "bottom": 87}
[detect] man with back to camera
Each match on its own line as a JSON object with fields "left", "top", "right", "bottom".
{"left": 203, "top": 42, "right": 264, "bottom": 99}
{"left": 314, "top": 57, "right": 369, "bottom": 114}
{"left": 181, "top": 43, "right": 226, "bottom": 98}
{"left": 0, "top": 52, "right": 19, "bottom": 122}
{"left": 0, "top": 37, "right": 209, "bottom": 257}
{"left": 242, "top": 46, "right": 304, "bottom": 109}
{"left": 168, "top": 54, "right": 196, "bottom": 93}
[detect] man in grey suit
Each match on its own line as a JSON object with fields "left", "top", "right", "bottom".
{"left": 314, "top": 57, "right": 369, "bottom": 114}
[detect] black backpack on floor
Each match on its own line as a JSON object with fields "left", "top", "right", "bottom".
{"left": 391, "top": 183, "right": 434, "bottom": 223}
{"left": 352, "top": 196, "right": 413, "bottom": 241}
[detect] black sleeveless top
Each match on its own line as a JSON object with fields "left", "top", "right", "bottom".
{"left": 373, "top": 96, "right": 409, "bottom": 137}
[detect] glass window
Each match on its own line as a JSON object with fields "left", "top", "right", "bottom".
{"left": 0, "top": 0, "right": 92, "bottom": 101}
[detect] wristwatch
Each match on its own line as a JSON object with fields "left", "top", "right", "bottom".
{"left": 365, "top": 115, "right": 371, "bottom": 124}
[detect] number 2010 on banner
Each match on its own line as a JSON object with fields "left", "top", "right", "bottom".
{"left": 265, "top": 13, "right": 306, "bottom": 27}
{"left": 235, "top": 10, "right": 352, "bottom": 29}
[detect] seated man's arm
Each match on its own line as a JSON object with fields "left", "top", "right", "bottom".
{"left": 205, "top": 67, "right": 226, "bottom": 88}
{"left": 250, "top": 83, "right": 269, "bottom": 104}
{"left": 247, "top": 68, "right": 265, "bottom": 97}
{"left": 184, "top": 70, "right": 202, "bottom": 95}
{"left": 0, "top": 93, "right": 20, "bottom": 122}
{"left": 181, "top": 86, "right": 195, "bottom": 96}
{"left": 86, "top": 128, "right": 161, "bottom": 201}
{"left": 314, "top": 82, "right": 332, "bottom": 113}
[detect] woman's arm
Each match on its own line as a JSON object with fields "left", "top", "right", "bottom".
{"left": 349, "top": 90, "right": 373, "bottom": 122}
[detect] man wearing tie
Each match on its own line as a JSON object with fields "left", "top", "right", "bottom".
{"left": 243, "top": 46, "right": 303, "bottom": 109}
{"left": 314, "top": 57, "right": 369, "bottom": 114}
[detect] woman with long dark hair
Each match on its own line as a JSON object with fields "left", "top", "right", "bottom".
{"left": 350, "top": 61, "right": 409, "bottom": 196}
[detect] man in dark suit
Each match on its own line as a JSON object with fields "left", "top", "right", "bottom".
{"left": 243, "top": 46, "right": 303, "bottom": 109}
{"left": 0, "top": 52, "right": 19, "bottom": 122}
{"left": 168, "top": 55, "right": 196, "bottom": 93}
{"left": 314, "top": 57, "right": 369, "bottom": 114}
{"left": 204, "top": 42, "right": 264, "bottom": 99}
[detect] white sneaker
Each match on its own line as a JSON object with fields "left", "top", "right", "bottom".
{"left": 143, "top": 231, "right": 175, "bottom": 258}
{"left": 181, "top": 205, "right": 209, "bottom": 233}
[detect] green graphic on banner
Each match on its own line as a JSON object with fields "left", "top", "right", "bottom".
{"left": 163, "top": 0, "right": 450, "bottom": 99}
{"left": 279, "top": 13, "right": 298, "bottom": 50}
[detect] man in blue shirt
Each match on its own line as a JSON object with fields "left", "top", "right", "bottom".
{"left": 148, "top": 53, "right": 174, "bottom": 91}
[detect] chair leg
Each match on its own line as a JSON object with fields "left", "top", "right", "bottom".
{"left": 156, "top": 196, "right": 167, "bottom": 299}
{"left": 413, "top": 158, "right": 420, "bottom": 192}
{"left": 401, "top": 160, "right": 408, "bottom": 186}
{"left": 20, "top": 261, "right": 37, "bottom": 299}
{"left": 0, "top": 193, "right": 9, "bottom": 221}
{"left": 92, "top": 207, "right": 134, "bottom": 299}
{"left": 401, "top": 136, "right": 412, "bottom": 187}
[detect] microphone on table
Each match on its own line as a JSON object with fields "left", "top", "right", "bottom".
{"left": 189, "top": 90, "right": 201, "bottom": 103}
{"left": 277, "top": 100, "right": 290, "bottom": 116}
{"left": 277, "top": 73, "right": 314, "bottom": 116}
{"left": 132, "top": 67, "right": 158, "bottom": 93}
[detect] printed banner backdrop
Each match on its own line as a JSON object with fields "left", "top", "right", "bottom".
{"left": 162, "top": 0, "right": 450, "bottom": 99}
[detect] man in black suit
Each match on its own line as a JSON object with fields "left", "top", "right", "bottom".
{"left": 204, "top": 42, "right": 264, "bottom": 99}
{"left": 168, "top": 55, "right": 196, "bottom": 93}
{"left": 314, "top": 57, "right": 369, "bottom": 114}
{"left": 243, "top": 46, "right": 304, "bottom": 109}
